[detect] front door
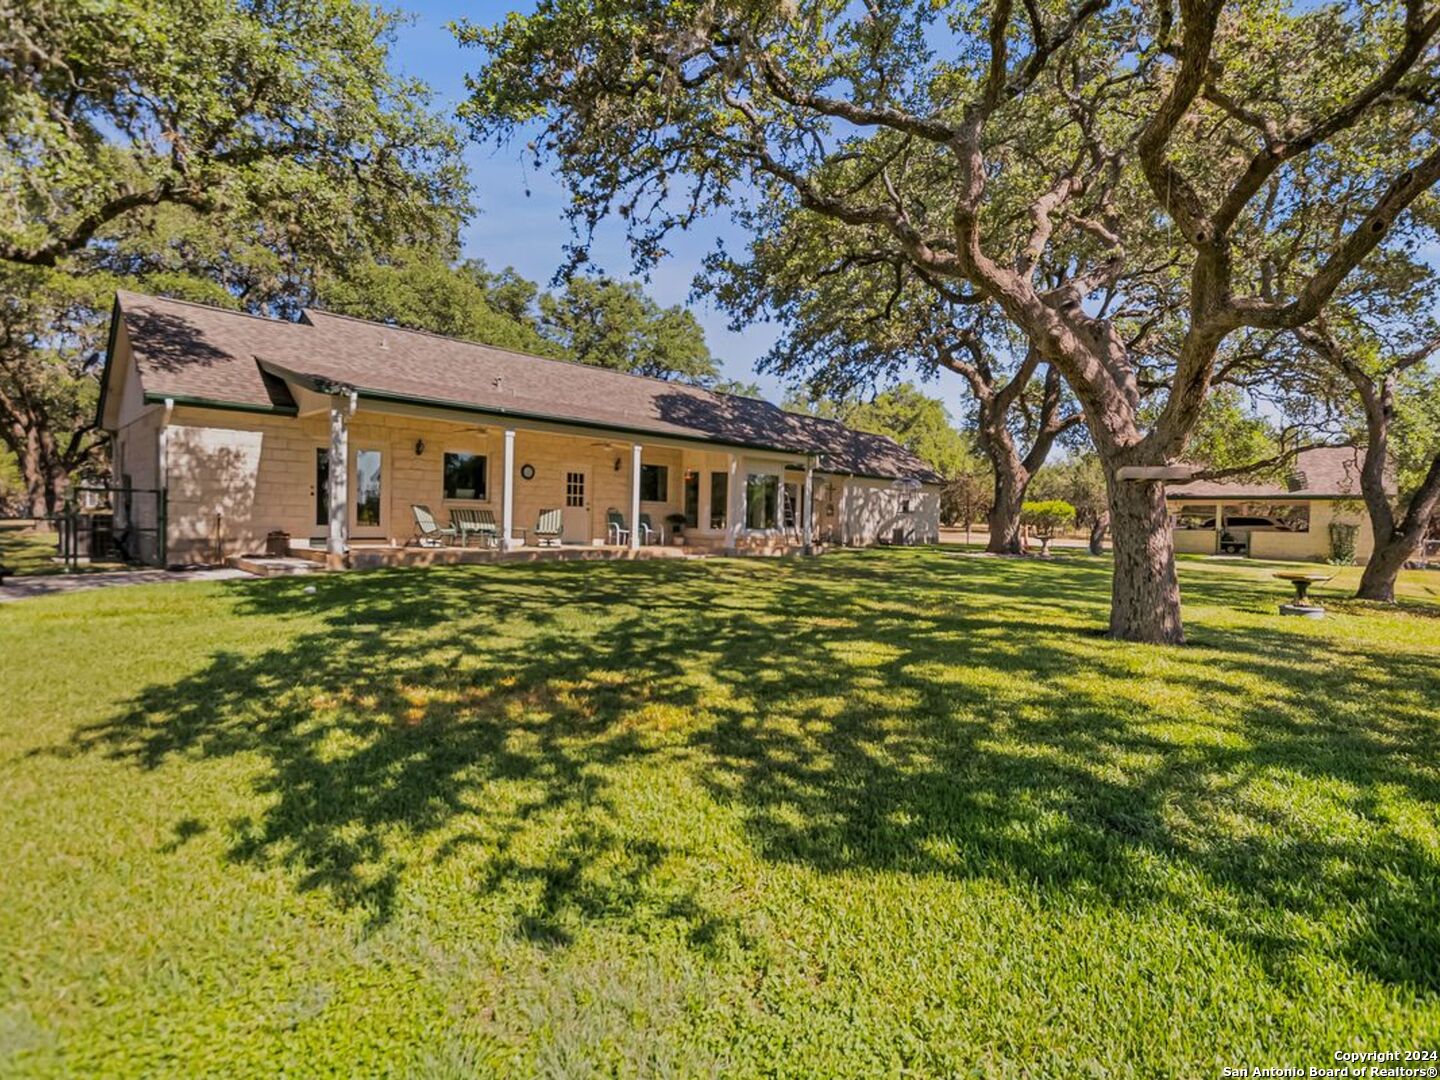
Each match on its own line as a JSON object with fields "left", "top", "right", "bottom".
{"left": 351, "top": 447, "right": 386, "bottom": 538}
{"left": 561, "top": 467, "right": 590, "bottom": 543}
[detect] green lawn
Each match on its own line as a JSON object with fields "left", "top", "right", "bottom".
{"left": 0, "top": 523, "right": 67, "bottom": 576}
{"left": 2, "top": 549, "right": 1438, "bottom": 1076}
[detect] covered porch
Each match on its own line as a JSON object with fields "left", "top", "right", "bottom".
{"left": 301, "top": 387, "right": 821, "bottom": 568}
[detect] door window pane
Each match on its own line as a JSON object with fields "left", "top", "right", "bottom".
{"left": 315, "top": 449, "right": 329, "bottom": 527}
{"left": 683, "top": 470, "right": 699, "bottom": 527}
{"left": 443, "top": 452, "right": 487, "bottom": 500}
{"left": 746, "top": 474, "right": 779, "bottom": 529}
{"left": 709, "top": 472, "right": 728, "bottom": 529}
{"left": 355, "top": 449, "right": 382, "bottom": 527}
{"left": 566, "top": 471, "right": 586, "bottom": 507}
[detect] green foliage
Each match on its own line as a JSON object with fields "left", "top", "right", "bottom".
{"left": 3, "top": 553, "right": 1439, "bottom": 1072}
{"left": 1028, "top": 455, "right": 1108, "bottom": 530}
{"left": 539, "top": 277, "right": 719, "bottom": 382}
{"left": 316, "top": 250, "right": 557, "bottom": 356}
{"left": 1328, "top": 522, "right": 1361, "bottom": 566}
{"left": 0, "top": 0, "right": 470, "bottom": 511}
{"left": 1020, "top": 499, "right": 1077, "bottom": 537}
{"left": 1, "top": 0, "right": 467, "bottom": 268}
{"left": 1183, "top": 389, "right": 1279, "bottom": 474}
{"left": 787, "top": 384, "right": 981, "bottom": 480}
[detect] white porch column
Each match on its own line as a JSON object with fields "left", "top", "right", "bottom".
{"left": 726, "top": 453, "right": 742, "bottom": 553}
{"left": 802, "top": 458, "right": 815, "bottom": 555}
{"left": 629, "top": 443, "right": 642, "bottom": 549}
{"left": 501, "top": 428, "right": 518, "bottom": 549}
{"left": 327, "top": 391, "right": 354, "bottom": 558}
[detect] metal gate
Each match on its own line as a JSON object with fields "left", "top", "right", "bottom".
{"left": 54, "top": 485, "right": 168, "bottom": 570}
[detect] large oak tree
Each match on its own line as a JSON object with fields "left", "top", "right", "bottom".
{"left": 458, "top": 0, "right": 1440, "bottom": 642}
{"left": 0, "top": 0, "right": 468, "bottom": 514}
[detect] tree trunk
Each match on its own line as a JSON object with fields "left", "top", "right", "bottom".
{"left": 14, "top": 426, "right": 70, "bottom": 518}
{"left": 1088, "top": 511, "right": 1109, "bottom": 556}
{"left": 1104, "top": 473, "right": 1184, "bottom": 644}
{"left": 1355, "top": 536, "right": 1415, "bottom": 602}
{"left": 986, "top": 460, "right": 1028, "bottom": 554}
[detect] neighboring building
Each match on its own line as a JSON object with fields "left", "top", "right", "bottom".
{"left": 1166, "top": 447, "right": 1384, "bottom": 562}
{"left": 97, "top": 291, "right": 942, "bottom": 566}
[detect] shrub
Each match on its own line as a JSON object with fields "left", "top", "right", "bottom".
{"left": 1328, "top": 521, "right": 1359, "bottom": 565}
{"left": 1021, "top": 500, "right": 1077, "bottom": 555}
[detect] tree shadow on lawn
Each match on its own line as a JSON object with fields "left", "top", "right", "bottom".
{"left": 66, "top": 549, "right": 1440, "bottom": 991}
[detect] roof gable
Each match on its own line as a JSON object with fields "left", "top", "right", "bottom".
{"left": 1168, "top": 447, "right": 1389, "bottom": 499}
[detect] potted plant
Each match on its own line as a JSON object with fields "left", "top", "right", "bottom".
{"left": 665, "top": 512, "right": 688, "bottom": 544}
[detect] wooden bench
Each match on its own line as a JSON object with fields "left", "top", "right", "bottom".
{"left": 449, "top": 507, "right": 500, "bottom": 548}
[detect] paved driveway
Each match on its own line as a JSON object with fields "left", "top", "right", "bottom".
{"left": 0, "top": 567, "right": 251, "bottom": 602}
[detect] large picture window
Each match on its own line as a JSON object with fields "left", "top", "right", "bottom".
{"left": 640, "top": 463, "right": 668, "bottom": 502}
{"left": 709, "top": 472, "right": 728, "bottom": 529}
{"left": 746, "top": 473, "right": 779, "bottom": 530}
{"left": 1222, "top": 501, "right": 1310, "bottom": 532}
{"left": 443, "top": 452, "right": 487, "bottom": 501}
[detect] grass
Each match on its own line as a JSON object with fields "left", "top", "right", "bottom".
{"left": 2, "top": 548, "right": 1438, "bottom": 1076}
{"left": 0, "top": 522, "right": 115, "bottom": 576}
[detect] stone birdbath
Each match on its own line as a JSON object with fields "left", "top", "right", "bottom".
{"left": 1274, "top": 571, "right": 1333, "bottom": 618}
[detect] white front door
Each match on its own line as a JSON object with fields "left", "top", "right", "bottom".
{"left": 561, "top": 467, "right": 591, "bottom": 543}
{"left": 351, "top": 447, "right": 386, "bottom": 538}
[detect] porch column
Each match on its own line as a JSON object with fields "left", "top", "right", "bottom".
{"left": 327, "top": 391, "right": 354, "bottom": 557}
{"left": 629, "top": 443, "right": 642, "bottom": 549}
{"left": 501, "top": 428, "right": 518, "bottom": 549}
{"left": 802, "top": 458, "right": 815, "bottom": 555}
{"left": 726, "top": 453, "right": 742, "bottom": 553}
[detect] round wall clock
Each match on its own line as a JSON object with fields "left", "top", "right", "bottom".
{"left": 520, "top": 464, "right": 535, "bottom": 480}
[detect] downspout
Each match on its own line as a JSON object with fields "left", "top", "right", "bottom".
{"left": 158, "top": 397, "right": 174, "bottom": 566}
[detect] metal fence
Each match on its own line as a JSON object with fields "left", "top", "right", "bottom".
{"left": 54, "top": 485, "right": 167, "bottom": 570}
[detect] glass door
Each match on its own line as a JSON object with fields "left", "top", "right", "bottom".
{"left": 351, "top": 448, "right": 386, "bottom": 538}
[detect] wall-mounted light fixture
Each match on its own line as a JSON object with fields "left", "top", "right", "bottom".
{"left": 613, "top": 456, "right": 622, "bottom": 472}
{"left": 414, "top": 438, "right": 425, "bottom": 456}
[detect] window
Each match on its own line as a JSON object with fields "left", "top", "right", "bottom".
{"left": 709, "top": 472, "right": 728, "bottom": 529}
{"left": 640, "top": 463, "right": 668, "bottom": 502}
{"left": 355, "top": 449, "right": 382, "bottom": 527}
{"left": 443, "top": 452, "right": 487, "bottom": 501}
{"left": 1222, "top": 501, "right": 1310, "bottom": 532}
{"left": 315, "top": 449, "right": 329, "bottom": 526}
{"left": 683, "top": 470, "right": 699, "bottom": 527}
{"left": 565, "top": 471, "right": 585, "bottom": 507}
{"left": 746, "top": 473, "right": 779, "bottom": 529}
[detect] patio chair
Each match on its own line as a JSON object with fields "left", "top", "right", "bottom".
{"left": 411, "top": 504, "right": 458, "bottom": 547}
{"left": 605, "top": 508, "right": 630, "bottom": 545}
{"left": 637, "top": 512, "right": 662, "bottom": 545}
{"left": 534, "top": 508, "right": 564, "bottom": 547}
{"left": 450, "top": 507, "right": 500, "bottom": 548}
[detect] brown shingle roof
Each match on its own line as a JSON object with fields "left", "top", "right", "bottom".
{"left": 109, "top": 290, "right": 942, "bottom": 483}
{"left": 1167, "top": 447, "right": 1388, "bottom": 499}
